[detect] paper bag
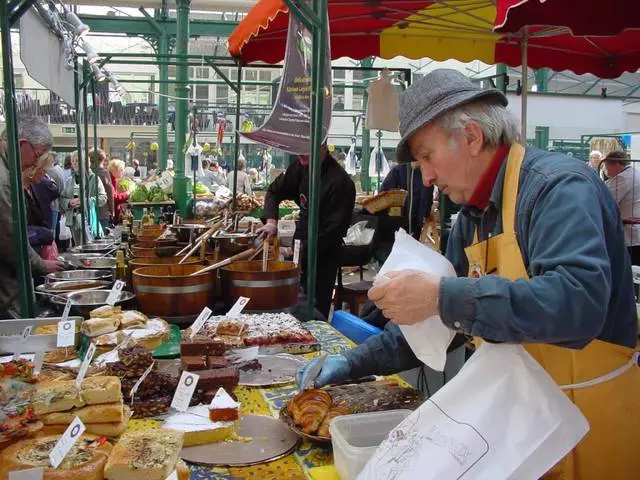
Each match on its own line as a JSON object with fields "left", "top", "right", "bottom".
{"left": 358, "top": 343, "right": 589, "bottom": 480}
{"left": 377, "top": 229, "right": 456, "bottom": 371}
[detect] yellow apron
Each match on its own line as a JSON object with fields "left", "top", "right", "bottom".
{"left": 464, "top": 144, "right": 640, "bottom": 480}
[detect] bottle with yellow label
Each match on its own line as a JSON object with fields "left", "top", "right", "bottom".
{"left": 115, "top": 250, "right": 128, "bottom": 286}
{"left": 149, "top": 209, "right": 156, "bottom": 225}
{"left": 141, "top": 208, "right": 150, "bottom": 226}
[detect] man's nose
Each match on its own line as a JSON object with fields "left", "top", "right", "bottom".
{"left": 421, "top": 165, "right": 436, "bottom": 187}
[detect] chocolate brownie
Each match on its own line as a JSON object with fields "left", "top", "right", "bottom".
{"left": 181, "top": 355, "right": 208, "bottom": 372}
{"left": 206, "top": 356, "right": 229, "bottom": 369}
{"left": 180, "top": 337, "right": 227, "bottom": 356}
{"left": 195, "top": 367, "right": 239, "bottom": 391}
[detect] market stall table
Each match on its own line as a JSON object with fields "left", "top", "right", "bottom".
{"left": 127, "top": 320, "right": 398, "bottom": 479}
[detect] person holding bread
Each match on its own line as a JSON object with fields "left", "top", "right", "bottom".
{"left": 297, "top": 69, "right": 639, "bottom": 479}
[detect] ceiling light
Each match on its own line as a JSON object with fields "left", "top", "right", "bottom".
{"left": 65, "top": 12, "right": 90, "bottom": 37}
{"left": 91, "top": 64, "right": 106, "bottom": 82}
{"left": 82, "top": 40, "right": 99, "bottom": 64}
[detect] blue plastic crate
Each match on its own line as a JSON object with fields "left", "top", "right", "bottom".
{"left": 331, "top": 310, "right": 382, "bottom": 344}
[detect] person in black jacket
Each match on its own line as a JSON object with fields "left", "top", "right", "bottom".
{"left": 259, "top": 145, "right": 356, "bottom": 319}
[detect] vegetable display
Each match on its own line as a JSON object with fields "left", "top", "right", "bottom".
{"left": 130, "top": 185, "right": 149, "bottom": 203}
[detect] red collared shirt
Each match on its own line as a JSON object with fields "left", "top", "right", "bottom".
{"left": 467, "top": 145, "right": 509, "bottom": 210}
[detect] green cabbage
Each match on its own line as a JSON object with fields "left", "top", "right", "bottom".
{"left": 130, "top": 185, "right": 149, "bottom": 203}
{"left": 194, "top": 182, "right": 210, "bottom": 195}
{"left": 118, "top": 178, "right": 134, "bottom": 193}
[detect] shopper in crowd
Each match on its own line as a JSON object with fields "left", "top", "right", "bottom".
{"left": 92, "top": 149, "right": 114, "bottom": 233}
{"left": 0, "top": 116, "right": 65, "bottom": 316}
{"left": 45, "top": 158, "right": 65, "bottom": 248}
{"left": 381, "top": 162, "right": 434, "bottom": 239}
{"left": 108, "top": 158, "right": 129, "bottom": 224}
{"left": 227, "top": 157, "right": 252, "bottom": 195}
{"left": 603, "top": 150, "right": 640, "bottom": 264}
{"left": 589, "top": 149, "right": 603, "bottom": 172}
{"left": 62, "top": 154, "right": 74, "bottom": 183}
{"left": 61, "top": 151, "right": 107, "bottom": 246}
{"left": 248, "top": 168, "right": 260, "bottom": 188}
{"left": 132, "top": 158, "right": 141, "bottom": 177}
{"left": 297, "top": 69, "right": 639, "bottom": 477}
{"left": 26, "top": 168, "right": 57, "bottom": 260}
{"left": 258, "top": 144, "right": 356, "bottom": 319}
{"left": 209, "top": 160, "right": 226, "bottom": 185}
{"left": 198, "top": 159, "right": 217, "bottom": 190}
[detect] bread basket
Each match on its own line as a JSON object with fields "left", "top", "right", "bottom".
{"left": 361, "top": 189, "right": 408, "bottom": 214}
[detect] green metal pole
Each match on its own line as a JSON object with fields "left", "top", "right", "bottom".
{"left": 157, "top": 1, "right": 169, "bottom": 171}
{"left": 359, "top": 57, "right": 374, "bottom": 193}
{"left": 376, "top": 130, "right": 382, "bottom": 191}
{"left": 1, "top": 0, "right": 34, "bottom": 317}
{"left": 232, "top": 64, "right": 242, "bottom": 209}
{"left": 496, "top": 63, "right": 507, "bottom": 93}
{"left": 534, "top": 68, "right": 549, "bottom": 150}
{"left": 307, "top": 0, "right": 327, "bottom": 321}
{"left": 91, "top": 78, "right": 100, "bottom": 238}
{"left": 73, "top": 60, "right": 86, "bottom": 245}
{"left": 172, "top": 0, "right": 192, "bottom": 216}
{"left": 79, "top": 61, "right": 89, "bottom": 244}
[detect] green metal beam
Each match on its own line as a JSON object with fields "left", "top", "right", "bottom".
{"left": 80, "top": 14, "right": 237, "bottom": 38}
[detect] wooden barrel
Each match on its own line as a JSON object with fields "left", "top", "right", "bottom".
{"left": 132, "top": 264, "right": 215, "bottom": 318}
{"left": 133, "top": 238, "right": 177, "bottom": 248}
{"left": 221, "top": 261, "right": 300, "bottom": 312}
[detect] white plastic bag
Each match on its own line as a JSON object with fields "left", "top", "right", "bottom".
{"left": 346, "top": 141, "right": 358, "bottom": 175}
{"left": 368, "top": 146, "right": 390, "bottom": 179}
{"left": 359, "top": 343, "right": 589, "bottom": 480}
{"left": 343, "top": 220, "right": 375, "bottom": 246}
{"left": 58, "top": 214, "right": 71, "bottom": 241}
{"left": 377, "top": 229, "right": 456, "bottom": 371}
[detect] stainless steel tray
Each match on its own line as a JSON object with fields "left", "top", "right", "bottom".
{"left": 46, "top": 269, "right": 112, "bottom": 282}
{"left": 0, "top": 317, "right": 83, "bottom": 355}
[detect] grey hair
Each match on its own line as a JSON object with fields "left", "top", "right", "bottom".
{"left": 1, "top": 116, "right": 53, "bottom": 147}
{"left": 436, "top": 99, "right": 521, "bottom": 149}
{"left": 237, "top": 158, "right": 247, "bottom": 170}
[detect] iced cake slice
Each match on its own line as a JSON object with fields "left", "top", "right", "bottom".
{"left": 208, "top": 387, "right": 239, "bottom": 422}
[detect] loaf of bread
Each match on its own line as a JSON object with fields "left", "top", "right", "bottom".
{"left": 81, "top": 317, "right": 120, "bottom": 337}
{"left": 40, "top": 402, "right": 125, "bottom": 425}
{"left": 0, "top": 434, "right": 112, "bottom": 480}
{"left": 289, "top": 389, "right": 332, "bottom": 435}
{"left": 32, "top": 380, "right": 85, "bottom": 415}
{"left": 80, "top": 376, "right": 122, "bottom": 405}
{"left": 317, "top": 405, "right": 351, "bottom": 437}
{"left": 104, "top": 428, "right": 184, "bottom": 480}
{"left": 90, "top": 305, "right": 121, "bottom": 318}
{"left": 119, "top": 310, "right": 148, "bottom": 329}
{"left": 41, "top": 406, "right": 131, "bottom": 438}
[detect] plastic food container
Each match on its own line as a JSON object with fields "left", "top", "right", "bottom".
{"left": 329, "top": 409, "right": 412, "bottom": 480}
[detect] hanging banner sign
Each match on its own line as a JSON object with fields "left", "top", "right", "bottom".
{"left": 240, "top": 3, "right": 332, "bottom": 154}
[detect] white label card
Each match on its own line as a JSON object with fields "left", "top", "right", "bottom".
{"left": 170, "top": 371, "right": 199, "bottom": 412}
{"left": 49, "top": 416, "right": 86, "bottom": 468}
{"left": 165, "top": 471, "right": 178, "bottom": 480}
{"left": 189, "top": 307, "right": 213, "bottom": 339}
{"left": 106, "top": 280, "right": 125, "bottom": 306}
{"left": 57, "top": 320, "right": 75, "bottom": 348}
{"left": 33, "top": 350, "right": 45, "bottom": 375}
{"left": 9, "top": 467, "right": 44, "bottom": 480}
{"left": 129, "top": 361, "right": 155, "bottom": 404}
{"left": 13, "top": 326, "right": 32, "bottom": 360}
{"left": 76, "top": 343, "right": 96, "bottom": 390}
{"left": 227, "top": 297, "right": 250, "bottom": 319}
{"left": 262, "top": 237, "right": 269, "bottom": 272}
{"left": 293, "top": 239, "right": 301, "bottom": 266}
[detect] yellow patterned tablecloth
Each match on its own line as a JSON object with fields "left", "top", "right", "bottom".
{"left": 128, "top": 320, "right": 362, "bottom": 480}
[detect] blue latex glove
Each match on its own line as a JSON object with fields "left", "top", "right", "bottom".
{"left": 296, "top": 354, "right": 351, "bottom": 389}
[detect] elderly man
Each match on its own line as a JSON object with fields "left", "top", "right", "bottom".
{"left": 0, "top": 116, "right": 65, "bottom": 316}
{"left": 588, "top": 149, "right": 603, "bottom": 172}
{"left": 298, "top": 70, "right": 639, "bottom": 478}
{"left": 603, "top": 150, "right": 640, "bottom": 264}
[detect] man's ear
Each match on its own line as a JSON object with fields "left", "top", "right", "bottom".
{"left": 463, "top": 122, "right": 484, "bottom": 157}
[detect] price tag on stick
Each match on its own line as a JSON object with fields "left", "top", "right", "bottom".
{"left": 76, "top": 343, "right": 96, "bottom": 390}
{"left": 189, "top": 307, "right": 212, "bottom": 339}
{"left": 13, "top": 326, "right": 32, "bottom": 360}
{"left": 130, "top": 361, "right": 155, "bottom": 405}
{"left": 9, "top": 467, "right": 44, "bottom": 480}
{"left": 33, "top": 350, "right": 45, "bottom": 376}
{"left": 49, "top": 416, "right": 86, "bottom": 468}
{"left": 106, "top": 280, "right": 125, "bottom": 306}
{"left": 57, "top": 319, "right": 75, "bottom": 348}
{"left": 293, "top": 239, "right": 301, "bottom": 266}
{"left": 171, "top": 371, "right": 200, "bottom": 412}
{"left": 227, "top": 297, "right": 250, "bottom": 319}
{"left": 61, "top": 299, "right": 72, "bottom": 322}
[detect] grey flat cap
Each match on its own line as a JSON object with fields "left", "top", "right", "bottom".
{"left": 397, "top": 69, "right": 508, "bottom": 163}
